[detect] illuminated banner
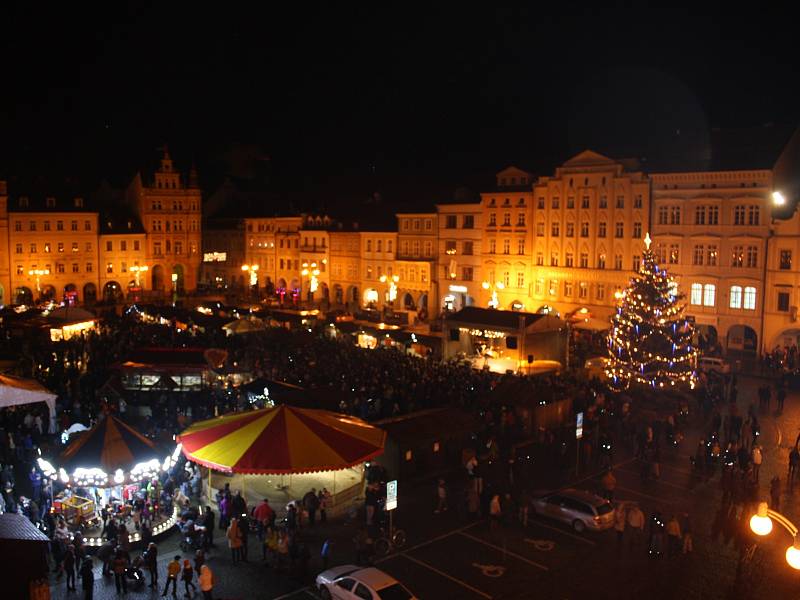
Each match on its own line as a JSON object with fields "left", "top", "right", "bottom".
{"left": 203, "top": 252, "right": 227, "bottom": 262}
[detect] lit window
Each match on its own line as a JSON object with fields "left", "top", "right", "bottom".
{"left": 729, "top": 285, "right": 742, "bottom": 309}
{"left": 743, "top": 286, "right": 756, "bottom": 310}
{"left": 703, "top": 284, "right": 716, "bottom": 307}
{"left": 690, "top": 283, "right": 702, "bottom": 305}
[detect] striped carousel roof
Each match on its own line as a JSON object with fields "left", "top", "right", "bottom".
{"left": 177, "top": 405, "right": 386, "bottom": 474}
{"left": 59, "top": 414, "right": 159, "bottom": 473}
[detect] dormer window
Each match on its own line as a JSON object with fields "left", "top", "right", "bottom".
{"left": 503, "top": 198, "right": 510, "bottom": 206}
{"left": 46, "top": 197, "right": 56, "bottom": 208}
{"left": 489, "top": 198, "right": 496, "bottom": 206}
{"left": 74, "top": 197, "right": 84, "bottom": 208}
{"left": 18, "top": 196, "right": 29, "bottom": 208}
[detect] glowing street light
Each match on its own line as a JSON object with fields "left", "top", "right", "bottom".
{"left": 773, "top": 190, "right": 787, "bottom": 206}
{"left": 130, "top": 264, "right": 148, "bottom": 287}
{"left": 302, "top": 262, "right": 321, "bottom": 294}
{"left": 481, "top": 280, "right": 505, "bottom": 309}
{"left": 749, "top": 501, "right": 800, "bottom": 569}
{"left": 380, "top": 274, "right": 400, "bottom": 303}
{"left": 29, "top": 268, "right": 50, "bottom": 295}
{"left": 241, "top": 264, "right": 259, "bottom": 287}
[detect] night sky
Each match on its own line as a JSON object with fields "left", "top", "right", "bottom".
{"left": 1, "top": 4, "right": 798, "bottom": 211}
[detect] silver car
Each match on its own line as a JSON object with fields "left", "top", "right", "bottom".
{"left": 531, "top": 488, "right": 615, "bottom": 532}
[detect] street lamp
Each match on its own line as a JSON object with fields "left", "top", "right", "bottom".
{"left": 302, "top": 262, "right": 321, "bottom": 303}
{"left": 130, "top": 265, "right": 148, "bottom": 287}
{"left": 241, "top": 264, "right": 259, "bottom": 297}
{"left": 29, "top": 268, "right": 50, "bottom": 297}
{"left": 749, "top": 501, "right": 800, "bottom": 569}
{"left": 379, "top": 274, "right": 399, "bottom": 304}
{"left": 481, "top": 280, "right": 505, "bottom": 309}
{"left": 772, "top": 191, "right": 787, "bottom": 207}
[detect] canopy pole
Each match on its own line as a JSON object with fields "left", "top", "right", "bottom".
{"left": 333, "top": 470, "right": 337, "bottom": 496}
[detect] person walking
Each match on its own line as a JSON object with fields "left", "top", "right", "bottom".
{"left": 226, "top": 517, "right": 243, "bottom": 564}
{"left": 253, "top": 498, "right": 274, "bottom": 539}
{"left": 752, "top": 444, "right": 763, "bottom": 482}
{"left": 770, "top": 475, "right": 782, "bottom": 510}
{"left": 80, "top": 557, "right": 94, "bottom": 600}
{"left": 163, "top": 555, "right": 181, "bottom": 597}
{"left": 113, "top": 549, "right": 128, "bottom": 595}
{"left": 682, "top": 515, "right": 693, "bottom": 555}
{"left": 144, "top": 542, "right": 158, "bottom": 588}
{"left": 198, "top": 564, "right": 214, "bottom": 600}
{"left": 318, "top": 489, "right": 330, "bottom": 523}
{"left": 202, "top": 507, "right": 215, "bottom": 549}
{"left": 614, "top": 504, "right": 627, "bottom": 549}
{"left": 303, "top": 488, "right": 320, "bottom": 527}
{"left": 182, "top": 559, "right": 196, "bottom": 598}
{"left": 63, "top": 544, "right": 77, "bottom": 592}
{"left": 790, "top": 446, "right": 800, "bottom": 487}
{"left": 627, "top": 504, "right": 645, "bottom": 551}
{"left": 321, "top": 538, "right": 332, "bottom": 570}
{"left": 778, "top": 385, "right": 787, "bottom": 413}
{"left": 434, "top": 479, "right": 447, "bottom": 514}
{"left": 666, "top": 515, "right": 682, "bottom": 558}
{"left": 489, "top": 493, "right": 502, "bottom": 530}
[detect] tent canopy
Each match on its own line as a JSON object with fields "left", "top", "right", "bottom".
{"left": 46, "top": 307, "right": 96, "bottom": 323}
{"left": 222, "top": 318, "right": 266, "bottom": 335}
{"left": 0, "top": 375, "right": 57, "bottom": 432}
{"left": 59, "top": 414, "right": 159, "bottom": 474}
{"left": 178, "top": 405, "right": 386, "bottom": 474}
{"left": 572, "top": 317, "right": 611, "bottom": 332}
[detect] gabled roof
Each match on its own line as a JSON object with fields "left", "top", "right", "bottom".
{"left": 562, "top": 150, "right": 618, "bottom": 168}
{"left": 0, "top": 513, "right": 49, "bottom": 543}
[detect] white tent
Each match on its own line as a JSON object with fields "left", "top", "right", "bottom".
{"left": 0, "top": 375, "right": 57, "bottom": 433}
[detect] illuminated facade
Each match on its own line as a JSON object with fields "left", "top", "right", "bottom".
{"left": 99, "top": 215, "right": 147, "bottom": 302}
{"left": 436, "top": 203, "right": 482, "bottom": 313}
{"left": 396, "top": 213, "right": 437, "bottom": 315}
{"left": 328, "top": 230, "right": 361, "bottom": 307}
{"left": 360, "top": 231, "right": 397, "bottom": 309}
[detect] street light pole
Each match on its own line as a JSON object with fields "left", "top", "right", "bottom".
{"left": 750, "top": 501, "right": 800, "bottom": 569}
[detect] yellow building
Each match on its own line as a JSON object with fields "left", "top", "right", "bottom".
{"left": 7, "top": 194, "right": 100, "bottom": 305}
{"left": 651, "top": 169, "right": 772, "bottom": 354}
{"left": 396, "top": 213, "right": 437, "bottom": 315}
{"left": 126, "top": 148, "right": 202, "bottom": 296}
{"left": 328, "top": 230, "right": 361, "bottom": 308}
{"left": 360, "top": 230, "right": 397, "bottom": 309}
{"left": 0, "top": 182, "right": 10, "bottom": 304}
{"left": 436, "top": 203, "right": 482, "bottom": 312}
{"left": 99, "top": 214, "right": 148, "bottom": 301}
{"left": 765, "top": 210, "right": 800, "bottom": 352}
{"left": 299, "top": 217, "right": 331, "bottom": 304}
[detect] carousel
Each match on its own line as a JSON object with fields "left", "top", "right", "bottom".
{"left": 37, "top": 414, "right": 182, "bottom": 546}
{"left": 177, "top": 405, "right": 386, "bottom": 516}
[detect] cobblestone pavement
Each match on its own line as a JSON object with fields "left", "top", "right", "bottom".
{"left": 49, "top": 374, "right": 800, "bottom": 599}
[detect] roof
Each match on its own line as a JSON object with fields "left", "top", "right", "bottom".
{"left": 122, "top": 347, "right": 210, "bottom": 367}
{"left": 99, "top": 211, "right": 145, "bottom": 235}
{"left": 353, "top": 567, "right": 399, "bottom": 590}
{"left": 45, "top": 307, "right": 97, "bottom": 322}
{"left": 374, "top": 407, "right": 479, "bottom": 444}
{"left": 0, "top": 374, "right": 52, "bottom": 394}
{"left": 446, "top": 306, "right": 546, "bottom": 330}
{"left": 0, "top": 513, "right": 50, "bottom": 543}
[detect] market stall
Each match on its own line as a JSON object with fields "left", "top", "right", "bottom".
{"left": 38, "top": 414, "right": 181, "bottom": 545}
{"left": 0, "top": 374, "right": 57, "bottom": 433}
{"left": 178, "top": 405, "right": 386, "bottom": 516}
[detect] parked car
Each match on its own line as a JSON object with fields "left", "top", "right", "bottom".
{"left": 531, "top": 488, "right": 615, "bottom": 532}
{"left": 697, "top": 356, "right": 731, "bottom": 375}
{"left": 317, "top": 565, "right": 417, "bottom": 600}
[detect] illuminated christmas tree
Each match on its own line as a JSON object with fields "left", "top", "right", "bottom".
{"left": 606, "top": 233, "right": 698, "bottom": 389}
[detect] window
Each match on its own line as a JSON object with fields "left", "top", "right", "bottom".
{"left": 446, "top": 215, "right": 457, "bottom": 228}
{"left": 566, "top": 196, "right": 575, "bottom": 209}
{"left": 462, "top": 266, "right": 473, "bottom": 281}
{"left": 84, "top": 220, "right": 91, "bottom": 231}
{"left": 703, "top": 284, "right": 716, "bottom": 307}
{"left": 550, "top": 252, "right": 559, "bottom": 266}
{"left": 599, "top": 196, "right": 607, "bottom": 209}
{"left": 580, "top": 222, "right": 589, "bottom": 237}
{"left": 503, "top": 239, "right": 510, "bottom": 254}
{"left": 57, "top": 242, "right": 64, "bottom": 253}
{"left": 366, "top": 240, "right": 372, "bottom": 252}
{"left": 463, "top": 215, "right": 474, "bottom": 229}
{"left": 279, "top": 258, "right": 284, "bottom": 270}
{"left": 778, "top": 291, "right": 791, "bottom": 312}
{"left": 693, "top": 245, "right": 704, "bottom": 266}
{"left": 551, "top": 197, "right": 560, "bottom": 209}
{"left": 695, "top": 205, "right": 705, "bottom": 225}
{"left": 106, "top": 241, "right": 113, "bottom": 252}
{"left": 731, "top": 245, "right": 744, "bottom": 267}
{"left": 57, "top": 220, "right": 63, "bottom": 231}
{"left": 14, "top": 221, "right": 21, "bottom": 232}
{"left": 175, "top": 241, "right": 182, "bottom": 255}
{"left": 489, "top": 213, "right": 496, "bottom": 227}
{"left": 71, "top": 242, "right": 78, "bottom": 252}
{"left": 598, "top": 222, "right": 606, "bottom": 238}
{"left": 375, "top": 240, "right": 382, "bottom": 253}
{"left": 657, "top": 206, "right": 668, "bottom": 224}
{"left": 44, "top": 221, "right": 50, "bottom": 231}
{"left": 708, "top": 206, "right": 719, "bottom": 224}
{"left": 629, "top": 221, "right": 640, "bottom": 238}
{"left": 565, "top": 252, "right": 574, "bottom": 267}
{"left": 502, "top": 271, "right": 510, "bottom": 286}
{"left": 634, "top": 194, "right": 643, "bottom": 208}
{"left": 654, "top": 243, "right": 666, "bottom": 263}
{"left": 632, "top": 255, "right": 640, "bottom": 271}
{"left": 86, "top": 262, "right": 93, "bottom": 273}
{"left": 780, "top": 250, "right": 792, "bottom": 270}
{"left": 535, "top": 279, "right": 543, "bottom": 295}
{"left": 616, "top": 195, "right": 624, "bottom": 208}
{"left": 536, "top": 222, "right": 545, "bottom": 237}
{"left": 536, "top": 252, "right": 544, "bottom": 266}
{"left": 615, "top": 222, "right": 624, "bottom": 238}
{"left": 734, "top": 205, "right": 746, "bottom": 225}
{"left": 413, "top": 219, "right": 420, "bottom": 230}
{"left": 120, "top": 240, "right": 127, "bottom": 252}
{"left": 366, "top": 265, "right": 372, "bottom": 279}
{"left": 707, "top": 245, "right": 718, "bottom": 266}
{"left": 463, "top": 241, "right": 473, "bottom": 255}
{"left": 537, "top": 197, "right": 545, "bottom": 209}
{"left": 72, "top": 263, "right": 79, "bottom": 273}
{"left": 746, "top": 245, "right": 758, "bottom": 268}
{"left": 729, "top": 285, "right": 742, "bottom": 308}
{"left": 566, "top": 222, "right": 575, "bottom": 237}
{"left": 748, "top": 206, "right": 760, "bottom": 226}
{"left": 517, "top": 272, "right": 525, "bottom": 288}
{"left": 154, "top": 241, "right": 162, "bottom": 255}
{"left": 581, "top": 196, "right": 590, "bottom": 209}
{"left": 503, "top": 213, "right": 511, "bottom": 226}
{"left": 690, "top": 283, "right": 703, "bottom": 305}
{"left": 489, "top": 239, "right": 496, "bottom": 254}
{"left": 669, "top": 244, "right": 679, "bottom": 264}
{"left": 30, "top": 243, "right": 36, "bottom": 253}
{"left": 412, "top": 240, "right": 420, "bottom": 256}
{"left": 71, "top": 220, "right": 78, "bottom": 231}
{"left": 106, "top": 262, "right": 113, "bottom": 273}
{"left": 29, "top": 221, "right": 36, "bottom": 231}
{"left": 551, "top": 222, "right": 560, "bottom": 236}
{"left": 670, "top": 206, "right": 681, "bottom": 225}
{"left": 564, "top": 281, "right": 573, "bottom": 296}
{"left": 743, "top": 286, "right": 757, "bottom": 310}
{"left": 579, "top": 282, "right": 588, "bottom": 299}
{"left": 517, "top": 239, "right": 525, "bottom": 255}
{"left": 614, "top": 254, "right": 623, "bottom": 270}
{"left": 56, "top": 263, "right": 64, "bottom": 274}
{"left": 517, "top": 213, "right": 526, "bottom": 227}
{"left": 597, "top": 254, "right": 606, "bottom": 269}
{"left": 16, "top": 265, "right": 23, "bottom": 275}
{"left": 596, "top": 283, "right": 606, "bottom": 301}
{"left": 579, "top": 252, "right": 589, "bottom": 268}
{"left": 388, "top": 240, "right": 393, "bottom": 253}
{"left": 445, "top": 240, "right": 457, "bottom": 253}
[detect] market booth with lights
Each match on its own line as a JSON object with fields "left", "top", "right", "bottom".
{"left": 39, "top": 414, "right": 181, "bottom": 545}
{"left": 444, "top": 306, "right": 567, "bottom": 373}
{"left": 178, "top": 404, "right": 386, "bottom": 517}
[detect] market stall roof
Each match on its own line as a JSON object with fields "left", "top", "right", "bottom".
{"left": 447, "top": 306, "right": 561, "bottom": 331}
{"left": 0, "top": 375, "right": 57, "bottom": 429}
{"left": 46, "top": 307, "right": 96, "bottom": 323}
{"left": 222, "top": 317, "right": 267, "bottom": 335}
{"left": 178, "top": 405, "right": 386, "bottom": 474}
{"left": 117, "top": 347, "right": 224, "bottom": 371}
{"left": 0, "top": 512, "right": 50, "bottom": 543}
{"left": 59, "top": 414, "right": 160, "bottom": 474}
{"left": 572, "top": 317, "right": 611, "bottom": 332}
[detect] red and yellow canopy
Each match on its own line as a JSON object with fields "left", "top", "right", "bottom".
{"left": 177, "top": 405, "right": 386, "bottom": 474}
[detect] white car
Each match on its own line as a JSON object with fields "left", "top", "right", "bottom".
{"left": 316, "top": 565, "right": 417, "bottom": 600}
{"left": 697, "top": 356, "right": 731, "bottom": 375}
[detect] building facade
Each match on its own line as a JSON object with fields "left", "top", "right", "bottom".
{"left": 396, "top": 213, "right": 437, "bottom": 316}
{"left": 436, "top": 203, "right": 482, "bottom": 313}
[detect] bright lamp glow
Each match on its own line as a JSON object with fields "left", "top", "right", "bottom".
{"left": 114, "top": 469, "right": 125, "bottom": 484}
{"left": 773, "top": 191, "right": 787, "bottom": 206}
{"left": 787, "top": 543, "right": 800, "bottom": 570}
{"left": 750, "top": 503, "right": 773, "bottom": 536}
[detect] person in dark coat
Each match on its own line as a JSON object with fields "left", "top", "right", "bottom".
{"left": 80, "top": 557, "right": 94, "bottom": 600}
{"left": 303, "top": 488, "right": 320, "bottom": 526}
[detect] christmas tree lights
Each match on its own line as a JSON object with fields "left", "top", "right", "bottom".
{"left": 606, "top": 233, "right": 698, "bottom": 389}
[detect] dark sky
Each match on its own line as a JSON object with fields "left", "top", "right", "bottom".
{"left": 1, "top": 4, "right": 798, "bottom": 210}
